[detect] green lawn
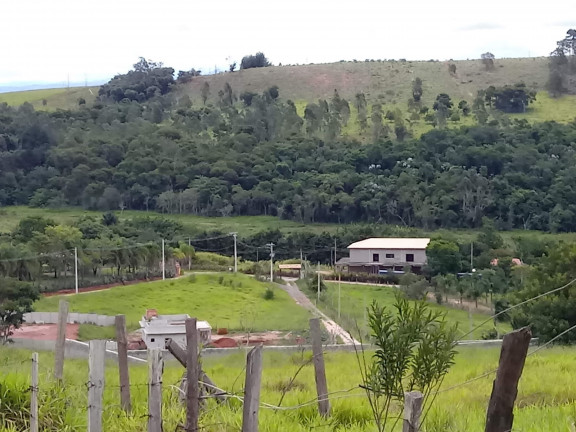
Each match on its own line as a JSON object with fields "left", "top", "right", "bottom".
{"left": 1, "top": 345, "right": 575, "bottom": 431}
{"left": 318, "top": 282, "right": 510, "bottom": 340}
{"left": 34, "top": 273, "right": 311, "bottom": 332}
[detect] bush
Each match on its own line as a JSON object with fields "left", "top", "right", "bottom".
{"left": 481, "top": 328, "right": 498, "bottom": 340}
{"left": 263, "top": 288, "right": 275, "bottom": 300}
{"left": 435, "top": 291, "right": 443, "bottom": 304}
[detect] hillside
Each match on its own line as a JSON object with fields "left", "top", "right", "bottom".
{"left": 179, "top": 57, "right": 550, "bottom": 105}
{"left": 0, "top": 86, "right": 98, "bottom": 110}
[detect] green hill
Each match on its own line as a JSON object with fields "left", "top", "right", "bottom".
{"left": 0, "top": 86, "right": 98, "bottom": 110}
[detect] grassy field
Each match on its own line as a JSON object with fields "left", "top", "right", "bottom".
{"left": 0, "top": 206, "right": 337, "bottom": 236}
{"left": 317, "top": 282, "right": 511, "bottom": 340}
{"left": 34, "top": 273, "right": 311, "bottom": 333}
{"left": 0, "top": 86, "right": 98, "bottom": 111}
{"left": 0, "top": 345, "right": 575, "bottom": 431}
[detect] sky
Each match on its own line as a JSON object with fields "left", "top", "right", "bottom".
{"left": 0, "top": 0, "right": 574, "bottom": 86}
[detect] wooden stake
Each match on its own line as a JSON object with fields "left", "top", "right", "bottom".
{"left": 185, "top": 318, "right": 199, "bottom": 432}
{"left": 115, "top": 314, "right": 131, "bottom": 412}
{"left": 310, "top": 318, "right": 330, "bottom": 417}
{"left": 164, "top": 338, "right": 226, "bottom": 404}
{"left": 54, "top": 300, "right": 69, "bottom": 380}
{"left": 88, "top": 340, "right": 106, "bottom": 432}
{"left": 485, "top": 327, "right": 532, "bottom": 432}
{"left": 242, "top": 345, "right": 263, "bottom": 432}
{"left": 30, "top": 352, "right": 39, "bottom": 432}
{"left": 148, "top": 348, "right": 163, "bottom": 432}
{"left": 402, "top": 391, "right": 423, "bottom": 432}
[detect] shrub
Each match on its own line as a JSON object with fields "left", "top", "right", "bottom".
{"left": 263, "top": 288, "right": 275, "bottom": 300}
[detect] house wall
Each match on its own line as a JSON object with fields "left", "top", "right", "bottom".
{"left": 144, "top": 333, "right": 187, "bottom": 350}
{"left": 350, "top": 248, "right": 427, "bottom": 266}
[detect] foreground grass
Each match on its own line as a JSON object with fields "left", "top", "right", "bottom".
{"left": 316, "top": 282, "right": 511, "bottom": 340}
{"left": 1, "top": 345, "right": 575, "bottom": 431}
{"left": 34, "top": 273, "right": 311, "bottom": 333}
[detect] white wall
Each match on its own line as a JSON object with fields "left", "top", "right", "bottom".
{"left": 144, "top": 333, "right": 187, "bottom": 350}
{"left": 350, "top": 248, "right": 427, "bottom": 265}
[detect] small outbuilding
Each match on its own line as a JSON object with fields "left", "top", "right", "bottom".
{"left": 139, "top": 311, "right": 212, "bottom": 350}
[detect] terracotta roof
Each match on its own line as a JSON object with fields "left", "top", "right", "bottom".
{"left": 278, "top": 264, "right": 302, "bottom": 269}
{"left": 348, "top": 238, "right": 431, "bottom": 250}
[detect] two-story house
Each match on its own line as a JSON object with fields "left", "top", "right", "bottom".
{"left": 336, "top": 237, "right": 431, "bottom": 274}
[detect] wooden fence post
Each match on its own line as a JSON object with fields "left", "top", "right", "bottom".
{"left": 114, "top": 314, "right": 131, "bottom": 412}
{"left": 242, "top": 345, "right": 263, "bottom": 432}
{"left": 148, "top": 348, "right": 163, "bottom": 432}
{"left": 402, "top": 391, "right": 423, "bottom": 432}
{"left": 30, "top": 352, "right": 39, "bottom": 432}
{"left": 88, "top": 340, "right": 106, "bottom": 432}
{"left": 485, "top": 327, "right": 532, "bottom": 432}
{"left": 309, "top": 318, "right": 330, "bottom": 417}
{"left": 185, "top": 318, "right": 199, "bottom": 432}
{"left": 54, "top": 300, "right": 69, "bottom": 380}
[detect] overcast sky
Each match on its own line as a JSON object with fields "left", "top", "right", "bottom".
{"left": 1, "top": 0, "right": 573, "bottom": 86}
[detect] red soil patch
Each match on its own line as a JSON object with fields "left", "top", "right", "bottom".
{"left": 43, "top": 277, "right": 163, "bottom": 297}
{"left": 12, "top": 324, "right": 79, "bottom": 341}
{"left": 210, "top": 338, "right": 238, "bottom": 348}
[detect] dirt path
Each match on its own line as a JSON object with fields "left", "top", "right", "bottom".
{"left": 278, "top": 281, "right": 360, "bottom": 345}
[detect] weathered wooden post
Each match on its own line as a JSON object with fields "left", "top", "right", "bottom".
{"left": 402, "top": 391, "right": 423, "bottom": 432}
{"left": 310, "top": 318, "right": 330, "bottom": 417}
{"left": 30, "top": 352, "right": 39, "bottom": 432}
{"left": 242, "top": 345, "right": 263, "bottom": 432}
{"left": 88, "top": 340, "right": 106, "bottom": 432}
{"left": 485, "top": 327, "right": 532, "bottom": 432}
{"left": 148, "top": 348, "right": 163, "bottom": 432}
{"left": 54, "top": 300, "right": 69, "bottom": 380}
{"left": 185, "top": 318, "right": 199, "bottom": 432}
{"left": 115, "top": 314, "right": 131, "bottom": 412}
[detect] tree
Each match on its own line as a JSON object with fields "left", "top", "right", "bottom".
{"left": 240, "top": 52, "right": 271, "bottom": 69}
{"left": 229, "top": 62, "right": 237, "bottom": 72}
{"left": 356, "top": 297, "right": 457, "bottom": 432}
{"left": 448, "top": 63, "right": 457, "bottom": 76}
{"left": 12, "top": 216, "right": 56, "bottom": 242}
{"left": 484, "top": 83, "right": 536, "bottom": 113}
{"left": 355, "top": 92, "right": 368, "bottom": 132}
{"left": 412, "top": 77, "right": 423, "bottom": 102}
{"left": 0, "top": 279, "right": 39, "bottom": 344}
{"left": 481, "top": 52, "right": 495, "bottom": 71}
{"left": 427, "top": 239, "right": 461, "bottom": 275}
{"left": 201, "top": 82, "right": 210, "bottom": 105}
{"left": 433, "top": 93, "right": 453, "bottom": 128}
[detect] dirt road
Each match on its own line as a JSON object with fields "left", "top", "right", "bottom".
{"left": 278, "top": 281, "right": 359, "bottom": 345}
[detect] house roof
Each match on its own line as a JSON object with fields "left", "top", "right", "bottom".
{"left": 279, "top": 264, "right": 302, "bottom": 270}
{"left": 347, "top": 238, "right": 431, "bottom": 250}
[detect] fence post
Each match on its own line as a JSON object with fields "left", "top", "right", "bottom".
{"left": 309, "top": 318, "right": 331, "bottom": 417}
{"left": 242, "top": 345, "right": 263, "bottom": 432}
{"left": 485, "top": 327, "right": 532, "bottom": 432}
{"left": 115, "top": 314, "right": 131, "bottom": 412}
{"left": 402, "top": 391, "right": 423, "bottom": 432}
{"left": 185, "top": 318, "right": 199, "bottom": 432}
{"left": 30, "top": 352, "right": 39, "bottom": 432}
{"left": 88, "top": 340, "right": 106, "bottom": 432}
{"left": 148, "top": 348, "right": 163, "bottom": 432}
{"left": 54, "top": 300, "right": 69, "bottom": 380}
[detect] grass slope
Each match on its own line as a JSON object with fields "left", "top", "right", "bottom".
{"left": 0, "top": 86, "right": 98, "bottom": 110}
{"left": 34, "top": 273, "right": 311, "bottom": 332}
{"left": 319, "top": 282, "right": 511, "bottom": 340}
{"left": 0, "top": 206, "right": 336, "bottom": 236}
{"left": 1, "top": 346, "right": 575, "bottom": 431}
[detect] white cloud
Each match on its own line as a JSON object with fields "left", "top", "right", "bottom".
{"left": 0, "top": 0, "right": 573, "bottom": 84}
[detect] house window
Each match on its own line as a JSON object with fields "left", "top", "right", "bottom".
{"left": 406, "top": 254, "right": 414, "bottom": 262}
{"left": 150, "top": 338, "right": 155, "bottom": 342}
{"left": 385, "top": 253, "right": 394, "bottom": 258}
{"left": 372, "top": 253, "right": 380, "bottom": 262}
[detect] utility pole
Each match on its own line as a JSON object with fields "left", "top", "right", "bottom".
{"left": 338, "top": 273, "right": 341, "bottom": 319}
{"left": 300, "top": 249, "right": 303, "bottom": 279}
{"left": 266, "top": 243, "right": 275, "bottom": 282}
{"left": 231, "top": 233, "right": 238, "bottom": 273}
{"left": 334, "top": 238, "right": 337, "bottom": 268}
{"left": 188, "top": 237, "right": 191, "bottom": 271}
{"left": 162, "top": 239, "right": 165, "bottom": 280}
{"left": 317, "top": 262, "right": 321, "bottom": 302}
{"left": 470, "top": 241, "right": 474, "bottom": 272}
{"left": 74, "top": 247, "right": 79, "bottom": 294}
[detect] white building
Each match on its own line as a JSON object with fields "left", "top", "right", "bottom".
{"left": 139, "top": 313, "right": 212, "bottom": 350}
{"left": 336, "top": 238, "right": 431, "bottom": 274}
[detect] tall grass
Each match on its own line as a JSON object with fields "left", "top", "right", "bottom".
{"left": 0, "top": 346, "right": 575, "bottom": 431}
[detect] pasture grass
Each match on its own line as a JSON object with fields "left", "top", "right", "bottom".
{"left": 34, "top": 273, "right": 311, "bottom": 333}
{"left": 0, "top": 345, "right": 575, "bottom": 431}
{"left": 0, "top": 87, "right": 98, "bottom": 111}
{"left": 318, "top": 282, "right": 511, "bottom": 340}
